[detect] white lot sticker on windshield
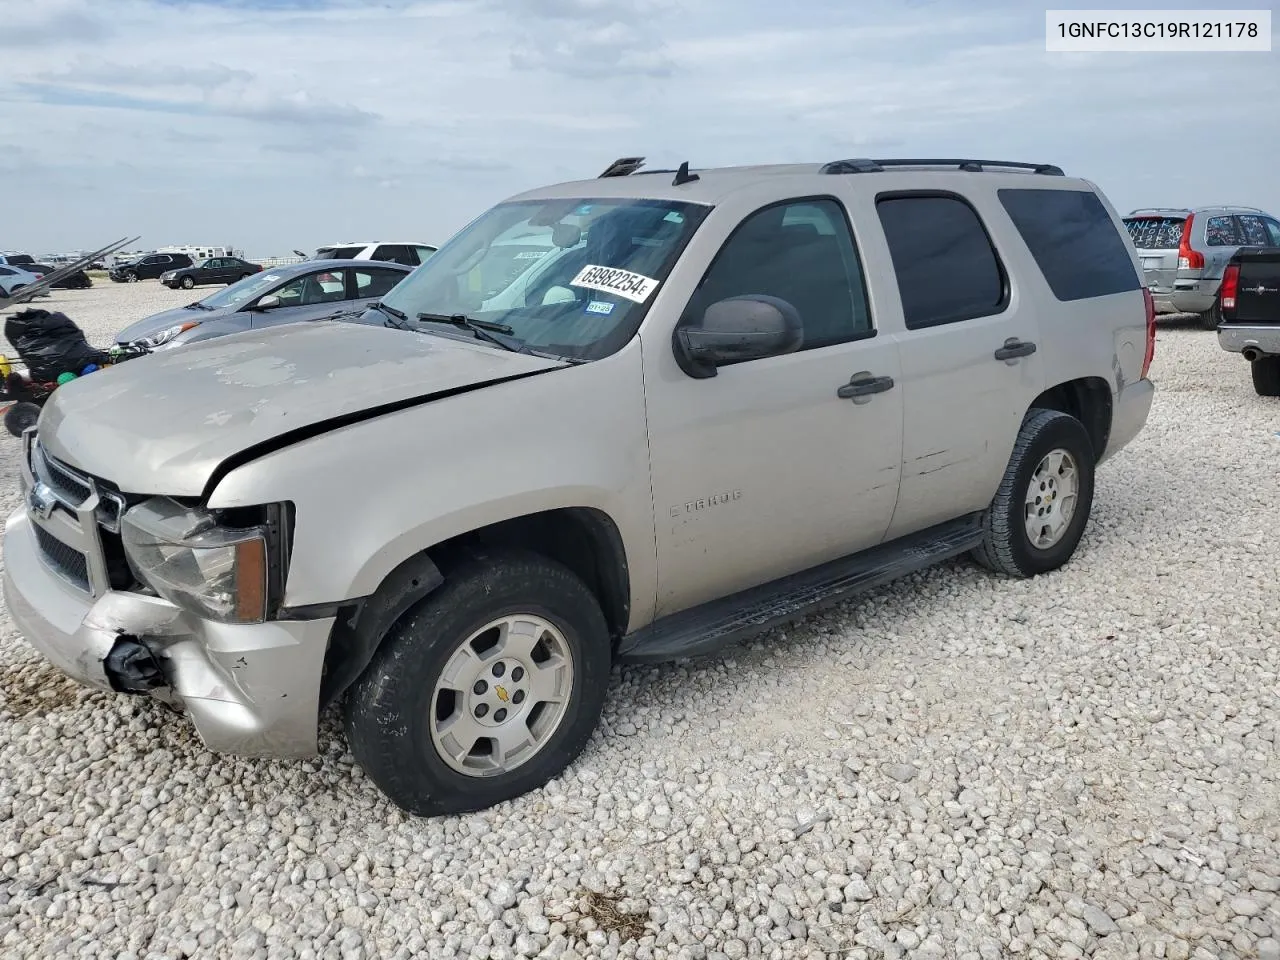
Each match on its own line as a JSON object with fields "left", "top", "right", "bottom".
{"left": 569, "top": 264, "right": 660, "bottom": 303}
{"left": 263, "top": 275, "right": 280, "bottom": 281}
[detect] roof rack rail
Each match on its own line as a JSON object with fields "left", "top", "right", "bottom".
{"left": 820, "top": 158, "right": 1065, "bottom": 176}
{"left": 1210, "top": 205, "right": 1267, "bottom": 213}
{"left": 1127, "top": 207, "right": 1192, "bottom": 215}
{"left": 599, "top": 156, "right": 646, "bottom": 178}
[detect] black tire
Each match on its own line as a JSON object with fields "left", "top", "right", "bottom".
{"left": 1252, "top": 357, "right": 1280, "bottom": 397}
{"left": 1198, "top": 300, "right": 1221, "bottom": 331}
{"left": 972, "top": 408, "right": 1096, "bottom": 578}
{"left": 343, "top": 548, "right": 612, "bottom": 816}
{"left": 4, "top": 402, "right": 41, "bottom": 437}
{"left": 238, "top": 273, "right": 252, "bottom": 282}
{"left": 180, "top": 275, "right": 195, "bottom": 290}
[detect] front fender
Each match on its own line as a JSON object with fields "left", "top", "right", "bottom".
{"left": 207, "top": 345, "right": 656, "bottom": 631}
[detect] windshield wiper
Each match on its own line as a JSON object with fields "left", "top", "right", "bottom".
{"left": 373, "top": 301, "right": 411, "bottom": 329}
{"left": 415, "top": 312, "right": 526, "bottom": 354}
{"left": 184, "top": 301, "right": 211, "bottom": 310}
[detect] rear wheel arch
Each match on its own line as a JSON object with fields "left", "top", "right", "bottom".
{"left": 1028, "top": 377, "right": 1112, "bottom": 461}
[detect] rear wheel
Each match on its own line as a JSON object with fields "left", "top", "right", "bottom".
{"left": 238, "top": 273, "right": 252, "bottom": 281}
{"left": 180, "top": 275, "right": 195, "bottom": 290}
{"left": 973, "top": 408, "right": 1096, "bottom": 578}
{"left": 3, "top": 402, "right": 41, "bottom": 437}
{"left": 343, "top": 549, "right": 612, "bottom": 816}
{"left": 1198, "top": 299, "right": 1221, "bottom": 330}
{"left": 1251, "top": 357, "right": 1280, "bottom": 397}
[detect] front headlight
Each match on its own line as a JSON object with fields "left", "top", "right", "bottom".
{"left": 121, "top": 498, "right": 273, "bottom": 623}
{"left": 160, "top": 271, "right": 175, "bottom": 280}
{"left": 137, "top": 321, "right": 198, "bottom": 348}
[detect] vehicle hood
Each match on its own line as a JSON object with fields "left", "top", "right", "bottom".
{"left": 115, "top": 305, "right": 230, "bottom": 343}
{"left": 40, "top": 321, "right": 566, "bottom": 497}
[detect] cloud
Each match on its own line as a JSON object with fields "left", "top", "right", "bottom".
{"left": 205, "top": 85, "right": 379, "bottom": 127}
{"left": 510, "top": 22, "right": 674, "bottom": 78}
{"left": 0, "top": 0, "right": 1276, "bottom": 258}
{"left": 41, "top": 58, "right": 254, "bottom": 91}
{"left": 0, "top": 1, "right": 111, "bottom": 48}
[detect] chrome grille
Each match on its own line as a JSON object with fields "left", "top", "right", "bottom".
{"left": 32, "top": 523, "right": 91, "bottom": 592}
{"left": 31, "top": 441, "right": 92, "bottom": 507}
{"left": 30, "top": 440, "right": 127, "bottom": 532}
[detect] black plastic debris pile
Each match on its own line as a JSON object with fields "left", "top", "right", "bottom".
{"left": 4, "top": 308, "right": 110, "bottom": 383}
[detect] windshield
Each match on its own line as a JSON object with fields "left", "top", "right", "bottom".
{"left": 198, "top": 270, "right": 287, "bottom": 309}
{"left": 1123, "top": 216, "right": 1186, "bottom": 250}
{"left": 316, "top": 246, "right": 361, "bottom": 259}
{"left": 378, "top": 197, "right": 709, "bottom": 361}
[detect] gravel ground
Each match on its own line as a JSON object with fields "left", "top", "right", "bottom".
{"left": 1, "top": 283, "right": 1278, "bottom": 960}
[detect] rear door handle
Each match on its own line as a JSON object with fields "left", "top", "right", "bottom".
{"left": 994, "top": 338, "right": 1037, "bottom": 362}
{"left": 837, "top": 373, "right": 895, "bottom": 401}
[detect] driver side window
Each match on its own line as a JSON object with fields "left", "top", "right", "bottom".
{"left": 685, "top": 199, "right": 873, "bottom": 354}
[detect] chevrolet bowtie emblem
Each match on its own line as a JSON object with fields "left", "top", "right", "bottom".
{"left": 28, "top": 482, "right": 57, "bottom": 521}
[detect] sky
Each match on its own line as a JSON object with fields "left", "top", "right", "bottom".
{"left": 2, "top": 0, "right": 1278, "bottom": 257}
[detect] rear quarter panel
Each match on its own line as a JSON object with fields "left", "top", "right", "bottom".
{"left": 999, "top": 179, "right": 1149, "bottom": 428}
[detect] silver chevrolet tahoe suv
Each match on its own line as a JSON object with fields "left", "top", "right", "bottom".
{"left": 4, "top": 157, "right": 1156, "bottom": 816}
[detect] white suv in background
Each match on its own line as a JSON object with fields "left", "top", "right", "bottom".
{"left": 312, "top": 241, "right": 437, "bottom": 267}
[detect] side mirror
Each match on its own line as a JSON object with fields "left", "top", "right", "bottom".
{"left": 672, "top": 295, "right": 803, "bottom": 379}
{"left": 254, "top": 294, "right": 282, "bottom": 310}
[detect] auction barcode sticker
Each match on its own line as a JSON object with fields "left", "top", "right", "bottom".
{"left": 569, "top": 265, "right": 660, "bottom": 303}
{"left": 1046, "top": 9, "right": 1271, "bottom": 51}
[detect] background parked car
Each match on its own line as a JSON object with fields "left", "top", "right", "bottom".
{"left": 9, "top": 261, "right": 93, "bottom": 289}
{"left": 1217, "top": 245, "right": 1280, "bottom": 396}
{"left": 109, "top": 253, "right": 194, "bottom": 283}
{"left": 1123, "top": 206, "right": 1280, "bottom": 329}
{"left": 0, "top": 264, "right": 47, "bottom": 297}
{"left": 161, "top": 256, "right": 263, "bottom": 289}
{"left": 113, "top": 258, "right": 413, "bottom": 349}
{"left": 312, "top": 241, "right": 437, "bottom": 266}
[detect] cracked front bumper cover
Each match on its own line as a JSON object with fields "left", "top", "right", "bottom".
{"left": 3, "top": 508, "right": 335, "bottom": 758}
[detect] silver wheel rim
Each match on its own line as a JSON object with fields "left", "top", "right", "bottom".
{"left": 429, "top": 613, "right": 575, "bottom": 778}
{"left": 1024, "top": 448, "right": 1079, "bottom": 549}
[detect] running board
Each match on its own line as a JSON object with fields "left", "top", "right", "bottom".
{"left": 617, "top": 514, "right": 984, "bottom": 663}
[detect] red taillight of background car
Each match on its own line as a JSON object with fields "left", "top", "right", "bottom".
{"left": 1141, "top": 287, "right": 1156, "bottom": 380}
{"left": 1177, "top": 213, "right": 1204, "bottom": 270}
{"left": 1220, "top": 263, "right": 1240, "bottom": 312}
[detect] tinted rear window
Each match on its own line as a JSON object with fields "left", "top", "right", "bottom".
{"left": 1123, "top": 216, "right": 1185, "bottom": 250}
{"left": 317, "top": 246, "right": 361, "bottom": 259}
{"left": 876, "top": 194, "right": 1005, "bottom": 330}
{"left": 1001, "top": 189, "right": 1140, "bottom": 302}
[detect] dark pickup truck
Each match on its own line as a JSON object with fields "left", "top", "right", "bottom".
{"left": 1218, "top": 247, "right": 1280, "bottom": 396}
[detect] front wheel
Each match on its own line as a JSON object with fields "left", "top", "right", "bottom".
{"left": 343, "top": 549, "right": 612, "bottom": 816}
{"left": 180, "top": 275, "right": 195, "bottom": 290}
{"left": 1252, "top": 356, "right": 1280, "bottom": 397}
{"left": 972, "top": 408, "right": 1096, "bottom": 578}
{"left": 125, "top": 272, "right": 139, "bottom": 283}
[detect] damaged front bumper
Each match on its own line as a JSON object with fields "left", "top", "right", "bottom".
{"left": 3, "top": 485, "right": 334, "bottom": 759}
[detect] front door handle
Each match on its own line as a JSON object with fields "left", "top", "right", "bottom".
{"left": 994, "top": 338, "right": 1037, "bottom": 362}
{"left": 837, "top": 373, "right": 895, "bottom": 401}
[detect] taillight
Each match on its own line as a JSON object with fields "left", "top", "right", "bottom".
{"left": 1141, "top": 287, "right": 1156, "bottom": 380}
{"left": 1220, "top": 263, "right": 1240, "bottom": 312}
{"left": 1177, "top": 214, "right": 1203, "bottom": 270}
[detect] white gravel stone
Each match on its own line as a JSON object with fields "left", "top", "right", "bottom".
{"left": 2, "top": 294, "right": 1279, "bottom": 958}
